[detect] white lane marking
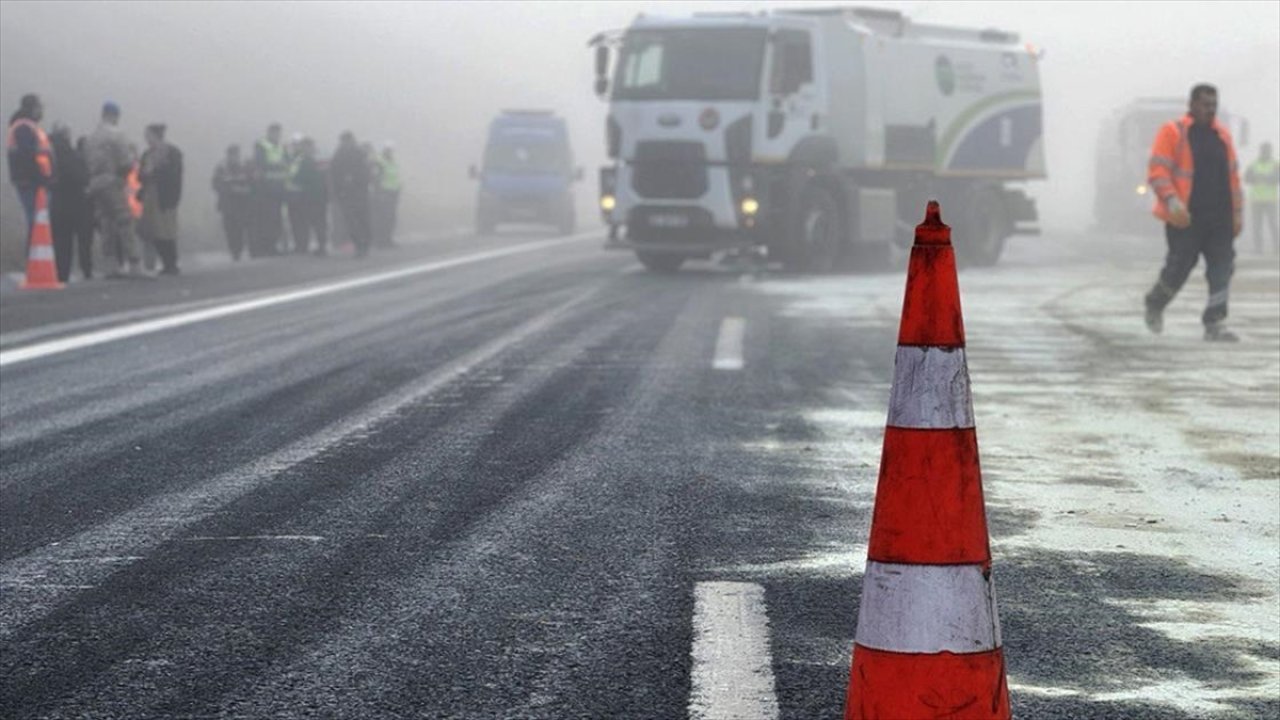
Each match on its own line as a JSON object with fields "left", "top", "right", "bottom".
{"left": 887, "top": 346, "right": 974, "bottom": 429}
{"left": 855, "top": 561, "right": 1002, "bottom": 654}
{"left": 0, "top": 288, "right": 598, "bottom": 637}
{"left": 186, "top": 535, "right": 324, "bottom": 542}
{"left": 0, "top": 231, "right": 599, "bottom": 368}
{"left": 712, "top": 317, "right": 746, "bottom": 371}
{"left": 689, "top": 581, "right": 780, "bottom": 720}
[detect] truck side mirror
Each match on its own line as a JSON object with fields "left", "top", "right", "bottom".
{"left": 469, "top": 164, "right": 478, "bottom": 180}
{"left": 594, "top": 45, "right": 610, "bottom": 96}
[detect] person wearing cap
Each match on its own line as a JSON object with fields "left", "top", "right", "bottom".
{"left": 84, "top": 101, "right": 140, "bottom": 277}
{"left": 371, "top": 142, "right": 401, "bottom": 248}
{"left": 137, "top": 123, "right": 184, "bottom": 275}
{"left": 6, "top": 93, "right": 54, "bottom": 248}
{"left": 48, "top": 123, "right": 95, "bottom": 282}
{"left": 251, "top": 122, "right": 288, "bottom": 257}
{"left": 330, "top": 131, "right": 372, "bottom": 258}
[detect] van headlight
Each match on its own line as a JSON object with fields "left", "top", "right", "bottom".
{"left": 600, "top": 194, "right": 616, "bottom": 211}
{"left": 740, "top": 197, "right": 759, "bottom": 216}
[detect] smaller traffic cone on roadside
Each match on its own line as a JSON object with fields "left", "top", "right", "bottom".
{"left": 19, "top": 187, "right": 64, "bottom": 290}
{"left": 844, "top": 201, "right": 1009, "bottom": 719}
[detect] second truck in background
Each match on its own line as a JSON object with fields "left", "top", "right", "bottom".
{"left": 591, "top": 5, "right": 1045, "bottom": 272}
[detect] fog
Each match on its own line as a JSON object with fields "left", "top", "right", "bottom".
{"left": 2, "top": 0, "right": 1277, "bottom": 256}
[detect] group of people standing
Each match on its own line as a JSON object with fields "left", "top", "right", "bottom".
{"left": 212, "top": 123, "right": 401, "bottom": 261}
{"left": 7, "top": 94, "right": 184, "bottom": 280}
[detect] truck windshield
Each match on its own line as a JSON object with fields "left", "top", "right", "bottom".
{"left": 613, "top": 28, "right": 767, "bottom": 101}
{"left": 484, "top": 139, "right": 567, "bottom": 175}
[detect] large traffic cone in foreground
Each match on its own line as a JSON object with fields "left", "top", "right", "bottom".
{"left": 845, "top": 201, "right": 1009, "bottom": 719}
{"left": 19, "top": 187, "right": 64, "bottom": 290}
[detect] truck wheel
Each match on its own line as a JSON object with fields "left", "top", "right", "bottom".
{"left": 786, "top": 185, "right": 843, "bottom": 272}
{"left": 636, "top": 251, "right": 684, "bottom": 273}
{"left": 961, "top": 189, "right": 1007, "bottom": 267}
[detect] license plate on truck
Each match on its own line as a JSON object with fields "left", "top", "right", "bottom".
{"left": 647, "top": 213, "right": 690, "bottom": 229}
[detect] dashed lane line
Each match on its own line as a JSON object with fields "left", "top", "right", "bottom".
{"left": 0, "top": 232, "right": 600, "bottom": 368}
{"left": 689, "top": 581, "right": 781, "bottom": 720}
{"left": 712, "top": 317, "right": 746, "bottom": 371}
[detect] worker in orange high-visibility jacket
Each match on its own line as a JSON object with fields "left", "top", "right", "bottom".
{"left": 1144, "top": 83, "right": 1244, "bottom": 342}
{"left": 6, "top": 93, "right": 54, "bottom": 251}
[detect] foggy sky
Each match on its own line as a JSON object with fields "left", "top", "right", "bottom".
{"left": 2, "top": 0, "right": 1277, "bottom": 240}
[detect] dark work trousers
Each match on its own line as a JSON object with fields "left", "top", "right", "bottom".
{"left": 373, "top": 189, "right": 399, "bottom": 247}
{"left": 50, "top": 193, "right": 93, "bottom": 281}
{"left": 1251, "top": 202, "right": 1278, "bottom": 254}
{"left": 14, "top": 185, "right": 37, "bottom": 255}
{"left": 220, "top": 197, "right": 250, "bottom": 261}
{"left": 1145, "top": 218, "right": 1235, "bottom": 327}
{"left": 286, "top": 196, "right": 308, "bottom": 254}
{"left": 289, "top": 197, "right": 329, "bottom": 254}
{"left": 251, "top": 191, "right": 284, "bottom": 257}
{"left": 338, "top": 192, "right": 371, "bottom": 257}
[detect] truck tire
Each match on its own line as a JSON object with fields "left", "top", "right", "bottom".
{"left": 961, "top": 188, "right": 1007, "bottom": 267}
{"left": 636, "top": 251, "right": 684, "bottom": 273}
{"left": 785, "top": 184, "right": 844, "bottom": 272}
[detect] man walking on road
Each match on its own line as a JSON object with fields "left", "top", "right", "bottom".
{"left": 49, "top": 125, "right": 94, "bottom": 282}
{"left": 1144, "top": 83, "right": 1244, "bottom": 342}
{"left": 1244, "top": 142, "right": 1279, "bottom": 255}
{"left": 137, "top": 123, "right": 184, "bottom": 275}
{"left": 84, "top": 101, "right": 140, "bottom": 277}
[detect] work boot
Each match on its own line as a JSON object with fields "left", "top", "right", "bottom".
{"left": 1204, "top": 322, "right": 1239, "bottom": 342}
{"left": 1144, "top": 306, "right": 1163, "bottom": 335}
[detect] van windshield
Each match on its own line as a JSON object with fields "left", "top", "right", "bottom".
{"left": 484, "top": 137, "right": 567, "bottom": 175}
{"left": 613, "top": 28, "right": 767, "bottom": 101}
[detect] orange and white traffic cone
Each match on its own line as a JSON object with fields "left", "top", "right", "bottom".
{"left": 19, "top": 187, "right": 64, "bottom": 290}
{"left": 844, "top": 200, "right": 1009, "bottom": 719}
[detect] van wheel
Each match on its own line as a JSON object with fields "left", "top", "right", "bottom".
{"left": 636, "top": 251, "right": 684, "bottom": 273}
{"left": 785, "top": 185, "right": 843, "bottom": 272}
{"left": 961, "top": 188, "right": 1007, "bottom": 267}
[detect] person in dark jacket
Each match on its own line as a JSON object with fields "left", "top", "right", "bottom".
{"left": 137, "top": 123, "right": 183, "bottom": 275}
{"left": 49, "top": 125, "right": 95, "bottom": 281}
{"left": 288, "top": 137, "right": 330, "bottom": 256}
{"left": 330, "top": 131, "right": 371, "bottom": 258}
{"left": 213, "top": 144, "right": 252, "bottom": 261}
{"left": 7, "top": 93, "right": 53, "bottom": 245}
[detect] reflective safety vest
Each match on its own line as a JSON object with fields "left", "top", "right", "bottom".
{"left": 1147, "top": 114, "right": 1242, "bottom": 223}
{"left": 376, "top": 156, "right": 401, "bottom": 192}
{"left": 256, "top": 139, "right": 290, "bottom": 183}
{"left": 5, "top": 117, "right": 53, "bottom": 181}
{"left": 126, "top": 164, "right": 142, "bottom": 218}
{"left": 1245, "top": 159, "right": 1279, "bottom": 204}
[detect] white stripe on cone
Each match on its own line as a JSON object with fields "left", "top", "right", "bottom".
{"left": 887, "top": 346, "right": 974, "bottom": 429}
{"left": 30, "top": 245, "right": 54, "bottom": 262}
{"left": 35, "top": 209, "right": 49, "bottom": 225}
{"left": 854, "top": 561, "right": 1002, "bottom": 654}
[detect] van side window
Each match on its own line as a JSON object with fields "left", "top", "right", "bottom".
{"left": 770, "top": 30, "right": 813, "bottom": 96}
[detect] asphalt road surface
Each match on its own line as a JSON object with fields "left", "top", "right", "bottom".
{"left": 2, "top": 226, "right": 1277, "bottom": 719}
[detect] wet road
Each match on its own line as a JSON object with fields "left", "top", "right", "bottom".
{"left": 2, "top": 228, "right": 1277, "bottom": 719}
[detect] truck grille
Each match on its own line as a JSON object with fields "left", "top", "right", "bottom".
{"left": 631, "top": 142, "right": 707, "bottom": 199}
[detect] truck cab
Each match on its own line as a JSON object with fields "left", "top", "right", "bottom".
{"left": 592, "top": 8, "right": 1045, "bottom": 272}
{"left": 471, "top": 110, "right": 581, "bottom": 236}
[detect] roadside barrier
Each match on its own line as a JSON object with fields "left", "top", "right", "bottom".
{"left": 20, "top": 187, "right": 64, "bottom": 290}
{"left": 845, "top": 201, "right": 1010, "bottom": 719}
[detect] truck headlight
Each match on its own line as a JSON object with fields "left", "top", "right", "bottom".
{"left": 740, "top": 197, "right": 759, "bottom": 216}
{"left": 600, "top": 194, "right": 617, "bottom": 211}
